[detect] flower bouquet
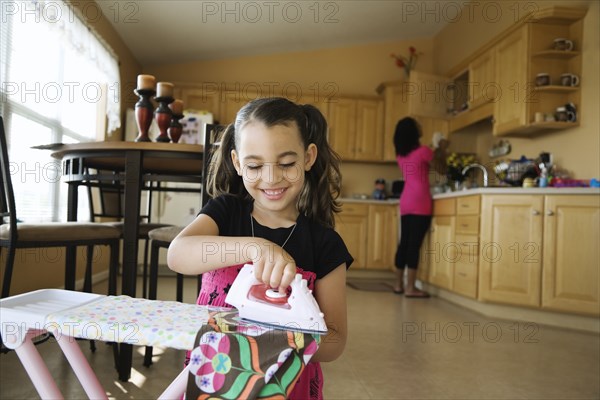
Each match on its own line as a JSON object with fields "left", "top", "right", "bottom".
{"left": 390, "top": 46, "right": 423, "bottom": 77}
{"left": 446, "top": 153, "right": 477, "bottom": 188}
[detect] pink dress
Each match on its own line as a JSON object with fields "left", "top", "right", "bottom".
{"left": 396, "top": 146, "right": 434, "bottom": 216}
{"left": 193, "top": 264, "right": 324, "bottom": 400}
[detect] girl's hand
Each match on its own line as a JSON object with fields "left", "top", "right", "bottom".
{"left": 248, "top": 240, "right": 297, "bottom": 293}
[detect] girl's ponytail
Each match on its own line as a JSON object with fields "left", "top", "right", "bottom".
{"left": 298, "top": 104, "right": 342, "bottom": 228}
{"left": 206, "top": 124, "right": 246, "bottom": 199}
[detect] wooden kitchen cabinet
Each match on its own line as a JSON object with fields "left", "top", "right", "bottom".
{"left": 328, "top": 97, "right": 383, "bottom": 161}
{"left": 367, "top": 204, "right": 398, "bottom": 269}
{"left": 335, "top": 202, "right": 398, "bottom": 270}
{"left": 542, "top": 195, "right": 600, "bottom": 315}
{"left": 492, "top": 10, "right": 586, "bottom": 136}
{"left": 468, "top": 49, "right": 496, "bottom": 110}
{"left": 427, "top": 197, "right": 456, "bottom": 290}
{"left": 493, "top": 26, "right": 529, "bottom": 136}
{"left": 335, "top": 203, "right": 368, "bottom": 269}
{"left": 453, "top": 196, "right": 481, "bottom": 299}
{"left": 377, "top": 72, "right": 450, "bottom": 162}
{"left": 180, "top": 88, "right": 222, "bottom": 121}
{"left": 479, "top": 195, "right": 544, "bottom": 307}
{"left": 428, "top": 216, "right": 456, "bottom": 290}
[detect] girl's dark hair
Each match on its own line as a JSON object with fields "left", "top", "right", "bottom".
{"left": 207, "top": 97, "right": 342, "bottom": 228}
{"left": 393, "top": 117, "right": 421, "bottom": 156}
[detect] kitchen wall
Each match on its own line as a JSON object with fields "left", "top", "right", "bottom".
{"left": 435, "top": 0, "right": 600, "bottom": 179}
{"left": 146, "top": 38, "right": 438, "bottom": 196}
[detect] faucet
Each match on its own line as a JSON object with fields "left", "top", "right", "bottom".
{"left": 462, "top": 163, "right": 489, "bottom": 188}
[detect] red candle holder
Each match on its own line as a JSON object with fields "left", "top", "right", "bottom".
{"left": 133, "top": 89, "right": 155, "bottom": 142}
{"left": 168, "top": 113, "right": 184, "bottom": 143}
{"left": 154, "top": 96, "right": 174, "bottom": 143}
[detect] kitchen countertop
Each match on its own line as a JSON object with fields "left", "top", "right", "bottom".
{"left": 433, "top": 187, "right": 600, "bottom": 199}
{"left": 340, "top": 197, "right": 399, "bottom": 205}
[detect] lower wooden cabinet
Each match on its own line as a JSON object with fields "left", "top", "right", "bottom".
{"left": 335, "top": 202, "right": 398, "bottom": 270}
{"left": 479, "top": 195, "right": 544, "bottom": 307}
{"left": 428, "top": 216, "right": 456, "bottom": 289}
{"left": 542, "top": 195, "right": 600, "bottom": 315}
{"left": 425, "top": 193, "right": 598, "bottom": 316}
{"left": 367, "top": 205, "right": 398, "bottom": 269}
{"left": 335, "top": 203, "right": 368, "bottom": 269}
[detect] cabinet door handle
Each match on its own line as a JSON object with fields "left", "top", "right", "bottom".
{"left": 458, "top": 272, "right": 467, "bottom": 277}
{"left": 532, "top": 210, "right": 540, "bottom": 216}
{"left": 546, "top": 210, "right": 555, "bottom": 216}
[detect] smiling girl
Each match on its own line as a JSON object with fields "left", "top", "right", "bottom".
{"left": 168, "top": 97, "right": 353, "bottom": 399}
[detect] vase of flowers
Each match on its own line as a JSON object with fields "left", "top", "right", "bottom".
{"left": 446, "top": 153, "right": 477, "bottom": 190}
{"left": 390, "top": 46, "right": 422, "bottom": 77}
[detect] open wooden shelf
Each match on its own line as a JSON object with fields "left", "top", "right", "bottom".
{"left": 532, "top": 50, "right": 580, "bottom": 59}
{"left": 533, "top": 85, "right": 579, "bottom": 93}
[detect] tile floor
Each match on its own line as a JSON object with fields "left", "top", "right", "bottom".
{"left": 1, "top": 275, "right": 599, "bottom": 399}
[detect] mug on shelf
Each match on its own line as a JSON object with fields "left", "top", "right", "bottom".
{"left": 555, "top": 106, "right": 576, "bottom": 123}
{"left": 534, "top": 111, "right": 544, "bottom": 123}
{"left": 535, "top": 73, "right": 550, "bottom": 86}
{"left": 560, "top": 73, "right": 580, "bottom": 87}
{"left": 553, "top": 38, "right": 574, "bottom": 51}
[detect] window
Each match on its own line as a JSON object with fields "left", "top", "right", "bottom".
{"left": 0, "top": 0, "right": 120, "bottom": 222}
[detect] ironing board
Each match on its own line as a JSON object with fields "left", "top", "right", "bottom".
{"left": 0, "top": 289, "right": 320, "bottom": 399}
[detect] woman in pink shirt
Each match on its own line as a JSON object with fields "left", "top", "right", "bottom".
{"left": 393, "top": 117, "right": 447, "bottom": 298}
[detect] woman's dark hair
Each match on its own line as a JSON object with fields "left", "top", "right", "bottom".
{"left": 207, "top": 97, "right": 342, "bottom": 228}
{"left": 393, "top": 117, "right": 421, "bottom": 156}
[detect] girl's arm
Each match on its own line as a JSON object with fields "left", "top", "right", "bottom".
{"left": 311, "top": 263, "right": 348, "bottom": 362}
{"left": 168, "top": 214, "right": 297, "bottom": 291}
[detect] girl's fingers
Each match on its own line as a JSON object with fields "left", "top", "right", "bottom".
{"left": 278, "top": 264, "right": 297, "bottom": 293}
{"left": 261, "top": 262, "right": 274, "bottom": 286}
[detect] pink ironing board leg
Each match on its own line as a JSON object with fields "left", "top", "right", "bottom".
{"left": 14, "top": 330, "right": 64, "bottom": 399}
{"left": 158, "top": 365, "right": 189, "bottom": 400}
{"left": 55, "top": 333, "right": 108, "bottom": 400}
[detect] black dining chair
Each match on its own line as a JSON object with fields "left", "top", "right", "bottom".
{"left": 85, "top": 170, "right": 171, "bottom": 298}
{"left": 0, "top": 117, "right": 121, "bottom": 299}
{"left": 143, "top": 122, "right": 223, "bottom": 367}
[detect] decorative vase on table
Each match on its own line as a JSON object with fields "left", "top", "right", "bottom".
{"left": 154, "top": 82, "right": 175, "bottom": 143}
{"left": 134, "top": 89, "right": 155, "bottom": 142}
{"left": 154, "top": 97, "right": 174, "bottom": 142}
{"left": 168, "top": 114, "right": 184, "bottom": 143}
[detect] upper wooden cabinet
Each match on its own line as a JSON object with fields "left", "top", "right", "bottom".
{"left": 492, "top": 11, "right": 585, "bottom": 136}
{"left": 468, "top": 49, "right": 496, "bottom": 110}
{"left": 492, "top": 26, "right": 530, "bottom": 136}
{"left": 445, "top": 6, "right": 586, "bottom": 136}
{"left": 378, "top": 71, "right": 450, "bottom": 162}
{"left": 328, "top": 97, "right": 383, "bottom": 162}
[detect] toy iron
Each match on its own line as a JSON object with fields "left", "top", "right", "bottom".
{"left": 225, "top": 264, "right": 328, "bottom": 334}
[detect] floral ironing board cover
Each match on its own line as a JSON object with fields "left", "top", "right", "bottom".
{"left": 45, "top": 295, "right": 321, "bottom": 399}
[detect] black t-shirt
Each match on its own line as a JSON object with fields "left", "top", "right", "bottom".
{"left": 200, "top": 194, "right": 353, "bottom": 279}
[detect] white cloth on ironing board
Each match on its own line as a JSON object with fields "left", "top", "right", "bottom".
{"left": 45, "top": 295, "right": 229, "bottom": 350}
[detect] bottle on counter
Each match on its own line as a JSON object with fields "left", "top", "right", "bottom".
{"left": 538, "top": 167, "right": 548, "bottom": 188}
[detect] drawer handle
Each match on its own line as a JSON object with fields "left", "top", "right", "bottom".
{"left": 458, "top": 272, "right": 467, "bottom": 277}
{"left": 532, "top": 210, "right": 540, "bottom": 216}
{"left": 461, "top": 224, "right": 468, "bottom": 227}
{"left": 546, "top": 210, "right": 555, "bottom": 216}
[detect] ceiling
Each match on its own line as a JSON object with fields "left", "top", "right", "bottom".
{"left": 96, "top": 1, "right": 452, "bottom": 66}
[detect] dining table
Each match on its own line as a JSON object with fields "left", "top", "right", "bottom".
{"left": 49, "top": 140, "right": 205, "bottom": 381}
